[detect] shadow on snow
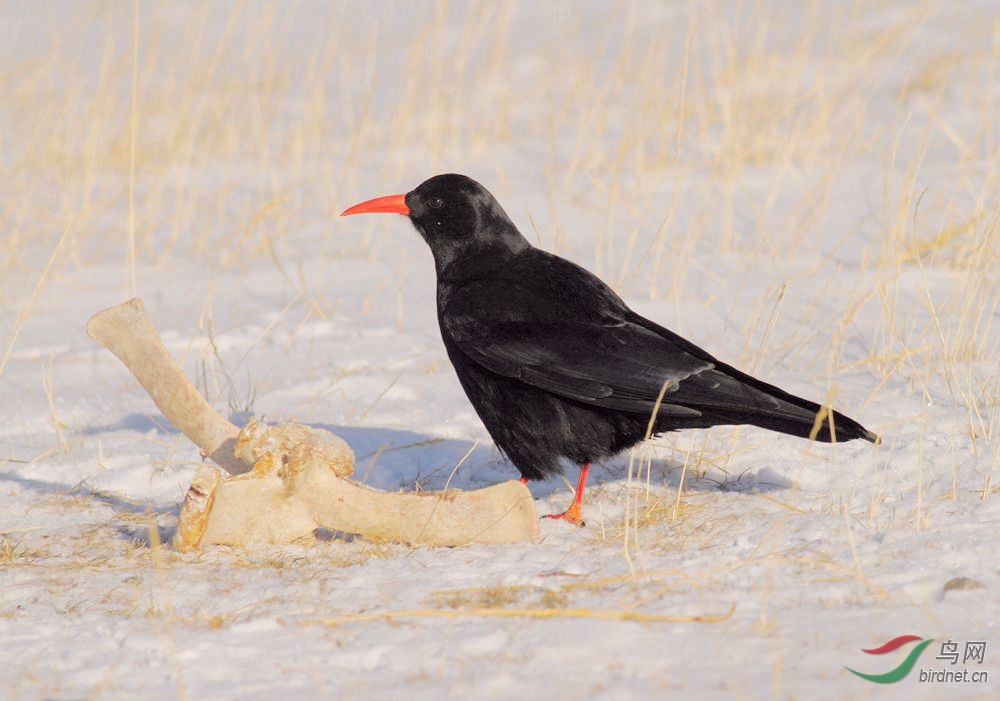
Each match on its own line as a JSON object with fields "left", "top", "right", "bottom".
{"left": 75, "top": 412, "right": 793, "bottom": 497}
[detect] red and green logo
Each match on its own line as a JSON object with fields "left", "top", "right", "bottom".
{"left": 846, "top": 635, "right": 936, "bottom": 683}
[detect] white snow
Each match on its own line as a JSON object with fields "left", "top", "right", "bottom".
{"left": 1, "top": 1, "right": 997, "bottom": 699}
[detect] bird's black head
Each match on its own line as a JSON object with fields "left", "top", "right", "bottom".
{"left": 342, "top": 173, "right": 529, "bottom": 279}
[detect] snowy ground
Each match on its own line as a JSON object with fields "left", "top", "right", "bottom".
{"left": 1, "top": 1, "right": 997, "bottom": 699}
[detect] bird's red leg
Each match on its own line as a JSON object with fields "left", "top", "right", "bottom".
{"left": 543, "top": 463, "right": 589, "bottom": 526}
{"left": 519, "top": 476, "right": 529, "bottom": 485}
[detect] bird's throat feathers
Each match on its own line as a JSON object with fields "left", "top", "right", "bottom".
{"left": 415, "top": 214, "right": 531, "bottom": 282}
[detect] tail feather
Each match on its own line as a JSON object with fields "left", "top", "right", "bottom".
{"left": 722, "top": 406, "right": 879, "bottom": 443}
{"left": 683, "top": 359, "right": 880, "bottom": 444}
{"left": 629, "top": 313, "right": 880, "bottom": 443}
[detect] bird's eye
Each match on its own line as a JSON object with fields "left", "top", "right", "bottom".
{"left": 428, "top": 197, "right": 444, "bottom": 209}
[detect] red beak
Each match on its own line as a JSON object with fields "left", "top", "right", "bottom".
{"left": 340, "top": 193, "right": 410, "bottom": 217}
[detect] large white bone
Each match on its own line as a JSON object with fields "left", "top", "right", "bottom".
{"left": 87, "top": 299, "right": 539, "bottom": 549}
{"left": 87, "top": 298, "right": 250, "bottom": 475}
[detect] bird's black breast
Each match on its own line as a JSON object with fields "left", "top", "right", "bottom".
{"left": 440, "top": 332, "right": 650, "bottom": 479}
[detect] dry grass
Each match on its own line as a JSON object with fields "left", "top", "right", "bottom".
{"left": 429, "top": 567, "right": 710, "bottom": 614}
{"left": 310, "top": 603, "right": 735, "bottom": 627}
{"left": 2, "top": 1, "right": 994, "bottom": 396}
{"left": 0, "top": 3, "right": 996, "bottom": 666}
{"left": 0, "top": 534, "right": 51, "bottom": 566}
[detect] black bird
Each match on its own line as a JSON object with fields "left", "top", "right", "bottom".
{"left": 342, "top": 174, "right": 878, "bottom": 524}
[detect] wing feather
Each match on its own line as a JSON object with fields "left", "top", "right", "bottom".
{"left": 444, "top": 317, "right": 708, "bottom": 417}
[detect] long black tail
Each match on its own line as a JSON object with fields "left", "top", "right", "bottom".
{"left": 713, "top": 360, "right": 880, "bottom": 443}
{"left": 713, "top": 403, "right": 879, "bottom": 443}
{"left": 660, "top": 357, "right": 880, "bottom": 444}
{"left": 627, "top": 313, "right": 879, "bottom": 444}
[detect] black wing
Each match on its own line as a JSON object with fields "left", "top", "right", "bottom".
{"left": 438, "top": 250, "right": 825, "bottom": 425}
{"left": 443, "top": 314, "right": 711, "bottom": 417}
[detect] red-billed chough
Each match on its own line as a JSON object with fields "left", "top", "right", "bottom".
{"left": 342, "top": 174, "right": 878, "bottom": 525}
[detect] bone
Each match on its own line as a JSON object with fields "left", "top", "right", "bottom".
{"left": 194, "top": 419, "right": 539, "bottom": 547}
{"left": 86, "top": 298, "right": 250, "bottom": 475}
{"left": 87, "top": 299, "right": 539, "bottom": 548}
{"left": 173, "top": 465, "right": 222, "bottom": 551}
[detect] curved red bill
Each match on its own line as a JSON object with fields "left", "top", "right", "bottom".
{"left": 340, "top": 193, "right": 410, "bottom": 217}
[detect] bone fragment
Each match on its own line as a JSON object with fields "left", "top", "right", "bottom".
{"left": 86, "top": 298, "right": 249, "bottom": 474}
{"left": 87, "top": 299, "right": 539, "bottom": 548}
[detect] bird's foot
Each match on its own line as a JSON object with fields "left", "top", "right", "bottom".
{"left": 542, "top": 501, "right": 584, "bottom": 527}
{"left": 539, "top": 463, "right": 590, "bottom": 527}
